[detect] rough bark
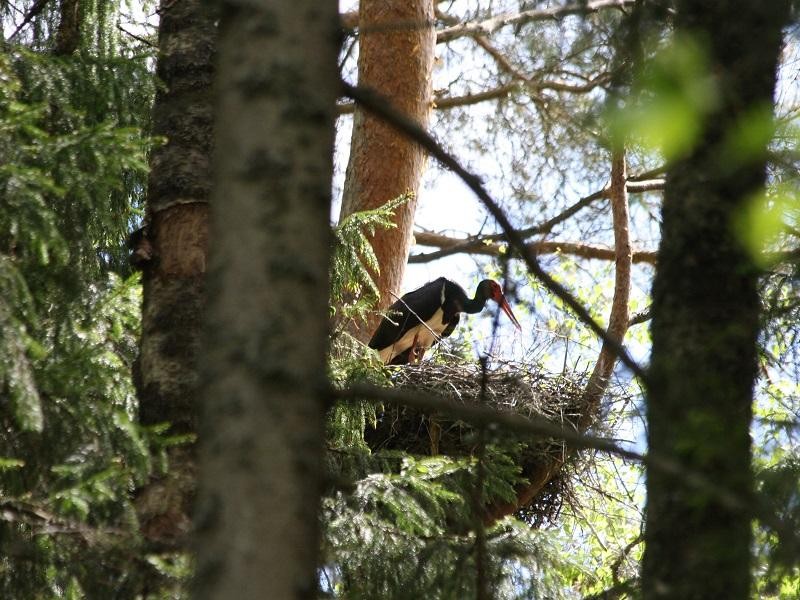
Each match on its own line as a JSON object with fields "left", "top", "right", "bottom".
{"left": 642, "top": 2, "right": 790, "bottom": 598}
{"left": 339, "top": 0, "right": 436, "bottom": 340}
{"left": 192, "top": 1, "right": 338, "bottom": 598}
{"left": 53, "top": 0, "right": 80, "bottom": 56}
{"left": 134, "top": 0, "right": 215, "bottom": 549}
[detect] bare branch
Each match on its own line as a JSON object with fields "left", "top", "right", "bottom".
{"left": 629, "top": 308, "right": 652, "bottom": 326}
{"left": 434, "top": 82, "right": 521, "bottom": 109}
{"left": 583, "top": 148, "right": 633, "bottom": 411}
{"left": 472, "top": 34, "right": 530, "bottom": 81}
{"left": 338, "top": 72, "right": 621, "bottom": 115}
{"left": 480, "top": 178, "right": 663, "bottom": 241}
{"left": 410, "top": 230, "right": 657, "bottom": 265}
{"left": 117, "top": 23, "right": 157, "bottom": 48}
{"left": 407, "top": 176, "right": 664, "bottom": 265}
{"left": 436, "top": 0, "right": 636, "bottom": 44}
{"left": 341, "top": 81, "right": 646, "bottom": 381}
{"left": 7, "top": 0, "right": 51, "bottom": 40}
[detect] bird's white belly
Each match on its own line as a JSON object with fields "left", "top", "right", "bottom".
{"left": 379, "top": 308, "right": 446, "bottom": 363}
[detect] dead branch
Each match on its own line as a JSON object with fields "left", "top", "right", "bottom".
{"left": 7, "top": 0, "right": 52, "bottom": 40}
{"left": 479, "top": 178, "right": 663, "bottom": 242}
{"left": 337, "top": 381, "right": 758, "bottom": 518}
{"left": 410, "top": 230, "right": 657, "bottom": 265}
{"left": 117, "top": 23, "right": 157, "bottom": 48}
{"left": 337, "top": 71, "right": 621, "bottom": 115}
{"left": 436, "top": 0, "right": 636, "bottom": 44}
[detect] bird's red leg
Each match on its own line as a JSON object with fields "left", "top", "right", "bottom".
{"left": 410, "top": 331, "right": 422, "bottom": 364}
{"left": 415, "top": 346, "right": 426, "bottom": 363}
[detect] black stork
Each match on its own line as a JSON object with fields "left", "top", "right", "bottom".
{"left": 368, "top": 277, "right": 522, "bottom": 365}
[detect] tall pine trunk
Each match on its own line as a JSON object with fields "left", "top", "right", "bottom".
{"left": 192, "top": 1, "right": 338, "bottom": 597}
{"left": 339, "top": 0, "right": 436, "bottom": 339}
{"left": 134, "top": 0, "right": 216, "bottom": 550}
{"left": 643, "top": 2, "right": 789, "bottom": 598}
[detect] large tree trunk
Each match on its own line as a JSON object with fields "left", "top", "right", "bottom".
{"left": 339, "top": 0, "right": 436, "bottom": 340}
{"left": 134, "top": 0, "right": 215, "bottom": 551}
{"left": 192, "top": 1, "right": 338, "bottom": 598}
{"left": 642, "top": 2, "right": 789, "bottom": 598}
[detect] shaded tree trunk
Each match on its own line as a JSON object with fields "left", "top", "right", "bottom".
{"left": 192, "top": 1, "right": 338, "bottom": 598}
{"left": 53, "top": 0, "right": 80, "bottom": 56}
{"left": 134, "top": 0, "right": 216, "bottom": 551}
{"left": 339, "top": 0, "right": 436, "bottom": 339}
{"left": 642, "top": 2, "right": 789, "bottom": 598}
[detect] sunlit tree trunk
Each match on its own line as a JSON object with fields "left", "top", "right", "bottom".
{"left": 134, "top": 0, "right": 215, "bottom": 552}
{"left": 643, "top": 2, "right": 789, "bottom": 598}
{"left": 192, "top": 0, "right": 338, "bottom": 597}
{"left": 339, "top": 0, "right": 436, "bottom": 339}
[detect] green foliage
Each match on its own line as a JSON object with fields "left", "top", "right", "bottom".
{"left": 0, "top": 274, "right": 153, "bottom": 599}
{"left": 330, "top": 193, "right": 411, "bottom": 327}
{"left": 737, "top": 182, "right": 800, "bottom": 266}
{"left": 324, "top": 330, "right": 586, "bottom": 597}
{"left": 607, "top": 34, "right": 717, "bottom": 160}
{"left": 0, "top": 3, "right": 157, "bottom": 596}
{"left": 756, "top": 459, "right": 800, "bottom": 585}
{"left": 322, "top": 452, "right": 577, "bottom": 599}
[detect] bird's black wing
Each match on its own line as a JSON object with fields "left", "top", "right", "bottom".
{"left": 441, "top": 312, "right": 460, "bottom": 339}
{"left": 368, "top": 278, "right": 449, "bottom": 350}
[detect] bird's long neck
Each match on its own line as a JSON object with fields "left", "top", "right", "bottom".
{"left": 463, "top": 291, "right": 488, "bottom": 314}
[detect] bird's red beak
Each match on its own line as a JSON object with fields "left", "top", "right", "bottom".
{"left": 496, "top": 293, "right": 522, "bottom": 330}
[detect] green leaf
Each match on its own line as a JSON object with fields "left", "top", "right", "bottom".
{"left": 607, "top": 34, "right": 717, "bottom": 159}
{"left": 736, "top": 183, "right": 799, "bottom": 266}
{"left": 0, "top": 457, "right": 25, "bottom": 470}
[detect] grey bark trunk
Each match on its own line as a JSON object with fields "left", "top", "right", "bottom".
{"left": 192, "top": 1, "right": 338, "bottom": 598}
{"left": 134, "top": 0, "right": 215, "bottom": 551}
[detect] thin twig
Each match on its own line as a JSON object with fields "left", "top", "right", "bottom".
{"left": 7, "top": 0, "right": 51, "bottom": 40}
{"left": 116, "top": 23, "right": 157, "bottom": 48}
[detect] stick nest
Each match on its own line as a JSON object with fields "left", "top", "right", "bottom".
{"left": 364, "top": 358, "right": 591, "bottom": 524}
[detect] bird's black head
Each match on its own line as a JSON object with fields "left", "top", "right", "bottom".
{"left": 477, "top": 279, "right": 522, "bottom": 330}
{"left": 477, "top": 279, "right": 503, "bottom": 302}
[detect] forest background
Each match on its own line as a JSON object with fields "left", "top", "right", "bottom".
{"left": 0, "top": 0, "right": 799, "bottom": 599}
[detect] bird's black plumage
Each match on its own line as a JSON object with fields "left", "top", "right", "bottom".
{"left": 368, "top": 277, "right": 520, "bottom": 365}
